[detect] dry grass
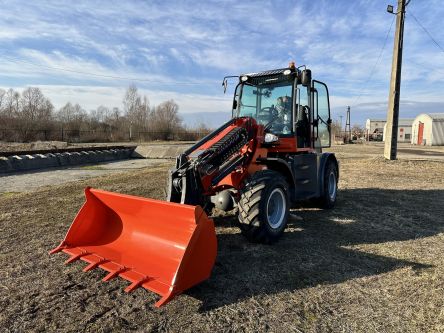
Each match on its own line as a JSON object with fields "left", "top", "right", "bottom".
{"left": 0, "top": 141, "right": 68, "bottom": 152}
{"left": 0, "top": 146, "right": 444, "bottom": 332}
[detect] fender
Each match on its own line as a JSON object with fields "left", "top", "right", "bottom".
{"left": 256, "top": 157, "right": 296, "bottom": 193}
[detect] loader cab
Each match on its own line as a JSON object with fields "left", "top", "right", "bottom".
{"left": 232, "top": 66, "right": 332, "bottom": 151}
{"left": 237, "top": 81, "right": 293, "bottom": 136}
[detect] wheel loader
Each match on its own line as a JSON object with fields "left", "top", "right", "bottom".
{"left": 50, "top": 62, "right": 339, "bottom": 307}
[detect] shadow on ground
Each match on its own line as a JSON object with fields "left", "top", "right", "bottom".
{"left": 187, "top": 188, "right": 444, "bottom": 310}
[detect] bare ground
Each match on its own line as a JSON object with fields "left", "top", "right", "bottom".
{"left": 1, "top": 145, "right": 444, "bottom": 332}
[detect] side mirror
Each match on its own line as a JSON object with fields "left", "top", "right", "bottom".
{"left": 222, "top": 75, "right": 239, "bottom": 94}
{"left": 232, "top": 100, "right": 238, "bottom": 110}
{"left": 222, "top": 79, "right": 228, "bottom": 93}
{"left": 301, "top": 69, "right": 311, "bottom": 87}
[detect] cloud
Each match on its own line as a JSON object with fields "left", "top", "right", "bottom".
{"left": 0, "top": 0, "right": 443, "bottom": 127}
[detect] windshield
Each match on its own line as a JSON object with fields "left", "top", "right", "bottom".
{"left": 238, "top": 82, "right": 293, "bottom": 135}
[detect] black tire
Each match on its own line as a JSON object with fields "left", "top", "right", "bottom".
{"left": 319, "top": 161, "right": 338, "bottom": 209}
{"left": 238, "top": 170, "right": 290, "bottom": 244}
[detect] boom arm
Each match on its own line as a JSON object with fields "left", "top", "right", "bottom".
{"left": 167, "top": 117, "right": 255, "bottom": 206}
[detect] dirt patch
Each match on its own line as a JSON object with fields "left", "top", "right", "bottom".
{"left": 1, "top": 146, "right": 444, "bottom": 332}
{"left": 0, "top": 159, "right": 172, "bottom": 193}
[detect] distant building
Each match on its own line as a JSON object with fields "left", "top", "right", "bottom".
{"left": 365, "top": 119, "right": 386, "bottom": 141}
{"left": 411, "top": 113, "right": 444, "bottom": 146}
{"left": 383, "top": 118, "right": 413, "bottom": 143}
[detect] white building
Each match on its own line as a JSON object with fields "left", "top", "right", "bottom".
{"left": 411, "top": 113, "right": 444, "bottom": 146}
{"left": 383, "top": 118, "right": 413, "bottom": 143}
{"left": 365, "top": 119, "right": 386, "bottom": 140}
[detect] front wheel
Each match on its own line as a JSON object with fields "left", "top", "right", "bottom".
{"left": 238, "top": 170, "right": 290, "bottom": 244}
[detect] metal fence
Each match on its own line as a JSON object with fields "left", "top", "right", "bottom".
{"left": 0, "top": 128, "right": 210, "bottom": 143}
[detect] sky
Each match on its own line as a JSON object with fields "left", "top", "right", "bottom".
{"left": 1, "top": 0, "right": 444, "bottom": 127}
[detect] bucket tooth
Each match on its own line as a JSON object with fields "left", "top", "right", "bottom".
{"left": 102, "top": 267, "right": 127, "bottom": 282}
{"left": 155, "top": 292, "right": 175, "bottom": 308}
{"left": 65, "top": 251, "right": 89, "bottom": 265}
{"left": 125, "top": 276, "right": 152, "bottom": 293}
{"left": 83, "top": 258, "right": 108, "bottom": 272}
{"left": 49, "top": 242, "right": 67, "bottom": 255}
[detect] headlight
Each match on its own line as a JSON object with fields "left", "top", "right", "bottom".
{"left": 264, "top": 133, "right": 279, "bottom": 143}
{"left": 283, "top": 69, "right": 291, "bottom": 75}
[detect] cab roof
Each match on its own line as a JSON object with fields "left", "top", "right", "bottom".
{"left": 241, "top": 67, "right": 300, "bottom": 78}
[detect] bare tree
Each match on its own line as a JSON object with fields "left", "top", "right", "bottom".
{"left": 0, "top": 84, "right": 195, "bottom": 143}
{"left": 20, "top": 87, "right": 53, "bottom": 124}
{"left": 0, "top": 89, "right": 5, "bottom": 113}
{"left": 0, "top": 88, "right": 54, "bottom": 140}
{"left": 150, "top": 100, "right": 182, "bottom": 140}
{"left": 123, "top": 85, "right": 138, "bottom": 116}
{"left": 111, "top": 107, "right": 120, "bottom": 120}
{"left": 123, "top": 85, "right": 138, "bottom": 139}
{"left": 106, "top": 106, "right": 125, "bottom": 141}
{"left": 12, "top": 91, "right": 20, "bottom": 116}
{"left": 56, "top": 102, "right": 74, "bottom": 123}
{"left": 0, "top": 89, "right": 20, "bottom": 139}
{"left": 56, "top": 102, "right": 87, "bottom": 135}
{"left": 0, "top": 88, "right": 7, "bottom": 128}
{"left": 90, "top": 105, "right": 110, "bottom": 126}
{"left": 135, "top": 95, "right": 150, "bottom": 130}
{"left": 123, "top": 85, "right": 151, "bottom": 139}
{"left": 21, "top": 87, "right": 44, "bottom": 121}
{"left": 4, "top": 89, "right": 20, "bottom": 118}
{"left": 97, "top": 105, "right": 110, "bottom": 123}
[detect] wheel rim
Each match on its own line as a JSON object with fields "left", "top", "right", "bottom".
{"left": 266, "top": 188, "right": 286, "bottom": 229}
{"left": 328, "top": 171, "right": 337, "bottom": 201}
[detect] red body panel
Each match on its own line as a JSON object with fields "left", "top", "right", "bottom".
{"left": 196, "top": 120, "right": 315, "bottom": 192}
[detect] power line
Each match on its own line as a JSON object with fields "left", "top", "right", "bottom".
{"left": 351, "top": 16, "right": 395, "bottom": 107}
{"left": 1, "top": 54, "right": 217, "bottom": 86}
{"left": 409, "top": 11, "right": 444, "bottom": 54}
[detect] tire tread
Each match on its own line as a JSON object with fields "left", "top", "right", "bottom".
{"left": 238, "top": 170, "right": 289, "bottom": 243}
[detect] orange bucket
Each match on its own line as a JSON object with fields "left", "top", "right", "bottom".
{"left": 50, "top": 187, "right": 217, "bottom": 307}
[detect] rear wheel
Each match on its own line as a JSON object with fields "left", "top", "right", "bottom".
{"left": 319, "top": 161, "right": 338, "bottom": 209}
{"left": 238, "top": 170, "right": 289, "bottom": 243}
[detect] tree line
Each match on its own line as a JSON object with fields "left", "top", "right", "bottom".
{"left": 0, "top": 84, "right": 210, "bottom": 142}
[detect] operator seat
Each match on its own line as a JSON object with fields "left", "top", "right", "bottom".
{"left": 296, "top": 105, "right": 310, "bottom": 148}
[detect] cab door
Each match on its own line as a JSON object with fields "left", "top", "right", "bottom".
{"left": 311, "top": 80, "right": 331, "bottom": 150}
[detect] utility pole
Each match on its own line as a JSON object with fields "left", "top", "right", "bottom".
{"left": 384, "top": 0, "right": 407, "bottom": 160}
{"left": 345, "top": 106, "right": 351, "bottom": 143}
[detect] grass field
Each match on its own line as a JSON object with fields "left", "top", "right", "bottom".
{"left": 1, "top": 144, "right": 443, "bottom": 332}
